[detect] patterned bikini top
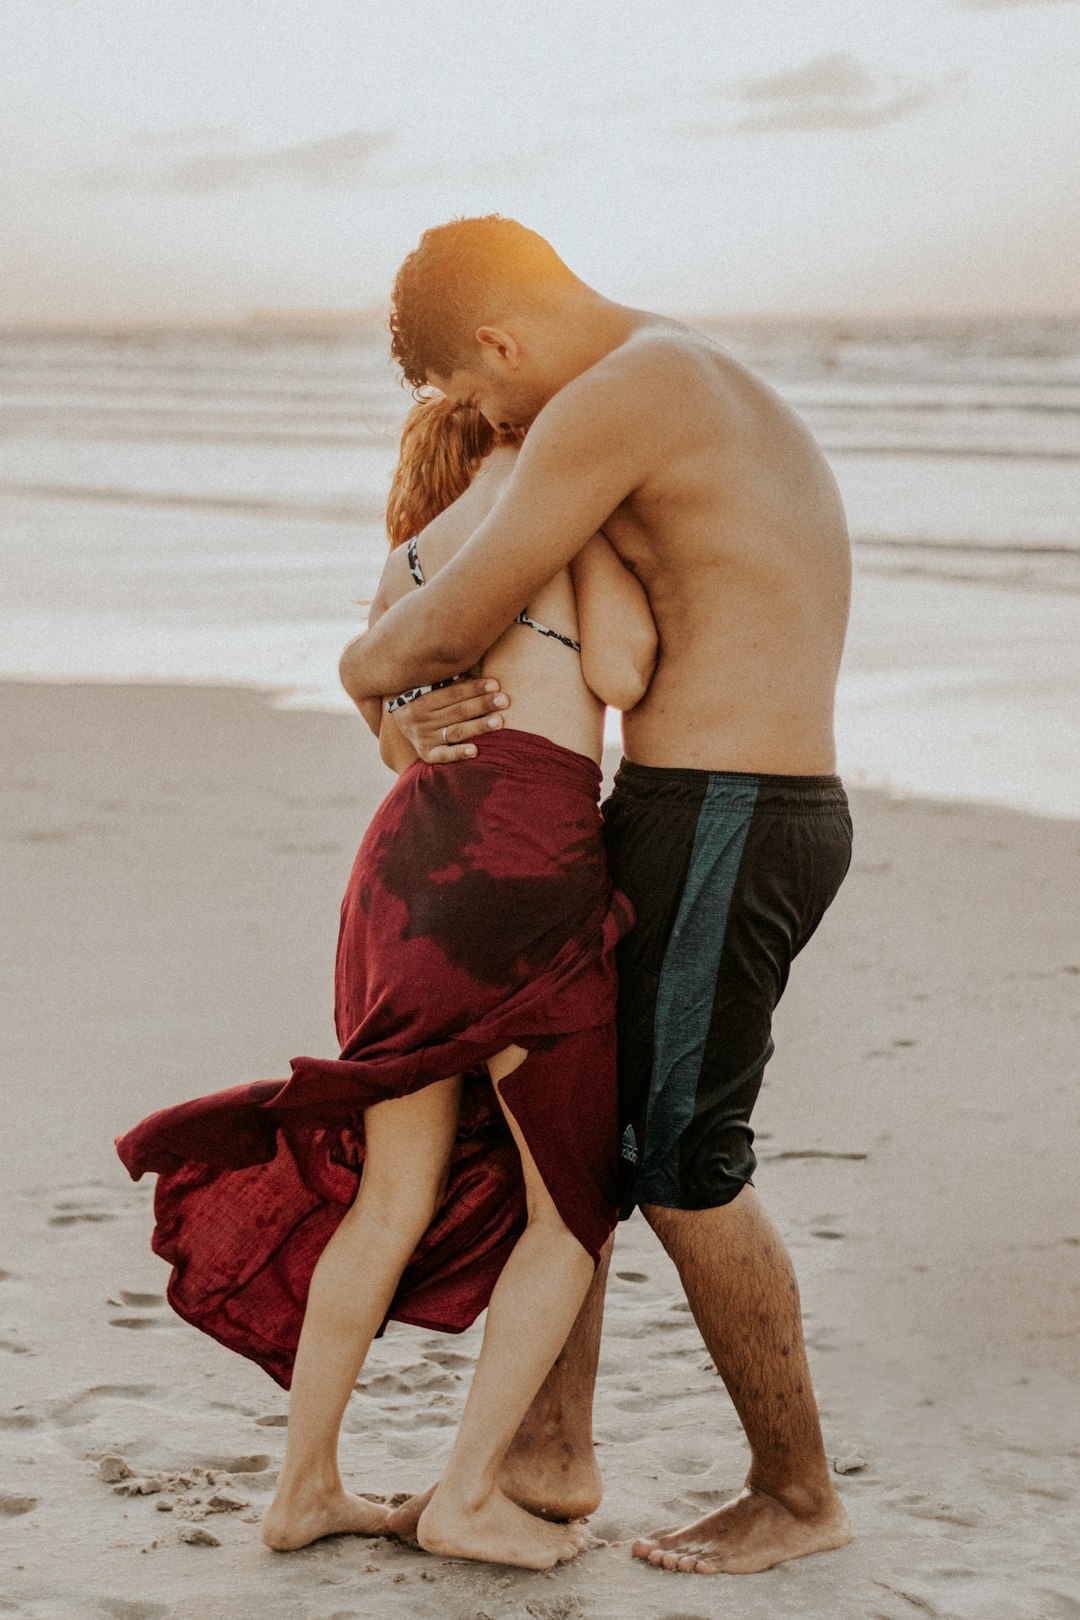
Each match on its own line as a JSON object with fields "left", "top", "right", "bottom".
{"left": 385, "top": 535, "right": 581, "bottom": 714}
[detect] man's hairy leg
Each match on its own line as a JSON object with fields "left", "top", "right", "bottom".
{"left": 632, "top": 1188, "right": 851, "bottom": 1576}
{"left": 387, "top": 1239, "right": 610, "bottom": 1539}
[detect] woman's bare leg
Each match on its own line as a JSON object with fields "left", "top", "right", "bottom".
{"left": 387, "top": 1240, "right": 611, "bottom": 1538}
{"left": 262, "top": 1074, "right": 462, "bottom": 1551}
{"left": 416, "top": 1045, "right": 597, "bottom": 1570}
{"left": 497, "top": 1237, "right": 611, "bottom": 1519}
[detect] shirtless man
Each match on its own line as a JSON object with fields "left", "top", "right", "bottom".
{"left": 339, "top": 216, "right": 854, "bottom": 1578}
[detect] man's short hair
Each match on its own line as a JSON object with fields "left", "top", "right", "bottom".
{"left": 389, "top": 215, "right": 580, "bottom": 390}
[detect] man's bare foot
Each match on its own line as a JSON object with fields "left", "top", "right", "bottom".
{"left": 630, "top": 1485, "right": 852, "bottom": 1576}
{"left": 261, "top": 1479, "right": 390, "bottom": 1551}
{"left": 386, "top": 1482, "right": 436, "bottom": 1543}
{"left": 387, "top": 1435, "right": 602, "bottom": 1544}
{"left": 417, "top": 1482, "right": 588, "bottom": 1571}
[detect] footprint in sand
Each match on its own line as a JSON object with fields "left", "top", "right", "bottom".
{"left": 96, "top": 1600, "right": 172, "bottom": 1620}
{"left": 422, "top": 1348, "right": 473, "bottom": 1371}
{"left": 684, "top": 1487, "right": 736, "bottom": 1508}
{"left": 0, "top": 1411, "right": 42, "bottom": 1430}
{"left": 654, "top": 1344, "right": 709, "bottom": 1365}
{"left": 0, "top": 1337, "right": 30, "bottom": 1355}
{"left": 199, "top": 1454, "right": 273, "bottom": 1474}
{"left": 49, "top": 1383, "right": 162, "bottom": 1429}
{"left": 386, "top": 1361, "right": 457, "bottom": 1393}
{"left": 662, "top": 1453, "right": 713, "bottom": 1477}
{"left": 871, "top": 1585, "right": 943, "bottom": 1618}
{"left": 615, "top": 1270, "right": 649, "bottom": 1283}
{"left": 613, "top": 1391, "right": 675, "bottom": 1414}
{"left": 254, "top": 1413, "right": 288, "bottom": 1428}
{"left": 648, "top": 1314, "right": 697, "bottom": 1334}
{"left": 16, "top": 826, "right": 78, "bottom": 844}
{"left": 901, "top": 1501, "right": 985, "bottom": 1529}
{"left": 47, "top": 1183, "right": 145, "bottom": 1229}
{"left": 0, "top": 1493, "right": 38, "bottom": 1517}
{"left": 49, "top": 1208, "right": 118, "bottom": 1227}
{"left": 106, "top": 1288, "right": 170, "bottom": 1332}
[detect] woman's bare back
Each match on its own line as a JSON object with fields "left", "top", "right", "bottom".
{"left": 374, "top": 447, "right": 615, "bottom": 763}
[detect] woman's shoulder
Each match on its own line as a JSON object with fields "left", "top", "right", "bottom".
{"left": 371, "top": 539, "right": 415, "bottom": 611}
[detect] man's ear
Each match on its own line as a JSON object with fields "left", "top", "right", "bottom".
{"left": 475, "top": 325, "right": 521, "bottom": 368}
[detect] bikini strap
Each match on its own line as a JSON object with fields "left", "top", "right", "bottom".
{"left": 514, "top": 610, "right": 582, "bottom": 654}
{"left": 407, "top": 536, "right": 579, "bottom": 653}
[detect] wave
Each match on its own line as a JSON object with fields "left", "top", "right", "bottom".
{"left": 824, "top": 442, "right": 1080, "bottom": 463}
{"left": 0, "top": 378, "right": 376, "bottom": 407}
{"left": 855, "top": 535, "right": 1079, "bottom": 558}
{"left": 0, "top": 480, "right": 382, "bottom": 522}
{"left": 803, "top": 395, "right": 1080, "bottom": 416}
{"left": 0, "top": 423, "right": 390, "bottom": 450}
{"left": 854, "top": 535, "right": 1080, "bottom": 595}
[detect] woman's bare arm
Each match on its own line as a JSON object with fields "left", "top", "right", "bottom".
{"left": 355, "top": 564, "right": 421, "bottom": 774}
{"left": 570, "top": 532, "right": 658, "bottom": 711}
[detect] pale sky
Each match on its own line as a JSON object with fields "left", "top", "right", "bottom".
{"left": 2, "top": 0, "right": 1078, "bottom": 325}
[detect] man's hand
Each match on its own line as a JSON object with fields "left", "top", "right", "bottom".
{"left": 387, "top": 677, "right": 510, "bottom": 763}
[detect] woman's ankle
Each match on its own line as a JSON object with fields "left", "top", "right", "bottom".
{"left": 432, "top": 1467, "right": 500, "bottom": 1516}
{"left": 275, "top": 1459, "right": 342, "bottom": 1499}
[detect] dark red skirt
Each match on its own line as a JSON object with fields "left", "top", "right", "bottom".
{"left": 116, "top": 729, "right": 632, "bottom": 1389}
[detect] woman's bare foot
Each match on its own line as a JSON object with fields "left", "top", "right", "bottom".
{"left": 261, "top": 1477, "right": 390, "bottom": 1551}
{"left": 417, "top": 1482, "right": 588, "bottom": 1570}
{"left": 630, "top": 1485, "right": 852, "bottom": 1575}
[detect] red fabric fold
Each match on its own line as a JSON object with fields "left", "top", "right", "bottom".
{"left": 116, "top": 729, "right": 631, "bottom": 1389}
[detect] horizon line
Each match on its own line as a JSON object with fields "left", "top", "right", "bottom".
{"left": 1, "top": 304, "right": 1079, "bottom": 339}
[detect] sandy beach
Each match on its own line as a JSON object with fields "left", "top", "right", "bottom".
{"left": 2, "top": 678, "right": 1078, "bottom": 1620}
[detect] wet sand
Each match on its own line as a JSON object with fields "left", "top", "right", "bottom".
{"left": 1, "top": 680, "right": 1077, "bottom": 1620}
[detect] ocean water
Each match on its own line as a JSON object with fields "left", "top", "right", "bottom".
{"left": 1, "top": 316, "right": 1078, "bottom": 818}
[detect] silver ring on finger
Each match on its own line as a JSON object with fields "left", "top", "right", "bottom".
{"left": 441, "top": 725, "right": 449, "bottom": 745}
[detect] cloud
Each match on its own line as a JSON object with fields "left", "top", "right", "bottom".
{"left": 735, "top": 83, "right": 941, "bottom": 133}
{"left": 128, "top": 127, "right": 238, "bottom": 150}
{"left": 736, "top": 52, "right": 877, "bottom": 104}
{"left": 78, "top": 129, "right": 393, "bottom": 195}
{"left": 686, "top": 51, "right": 947, "bottom": 136}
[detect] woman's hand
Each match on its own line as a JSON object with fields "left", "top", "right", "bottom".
{"left": 387, "top": 678, "right": 510, "bottom": 763}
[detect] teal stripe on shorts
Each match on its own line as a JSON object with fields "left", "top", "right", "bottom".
{"left": 635, "top": 774, "right": 759, "bottom": 1206}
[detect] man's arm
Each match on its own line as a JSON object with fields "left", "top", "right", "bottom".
{"left": 339, "top": 356, "right": 655, "bottom": 703}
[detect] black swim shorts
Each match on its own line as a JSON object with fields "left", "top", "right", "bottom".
{"left": 601, "top": 763, "right": 853, "bottom": 1214}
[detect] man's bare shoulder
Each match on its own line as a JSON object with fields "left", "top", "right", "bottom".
{"left": 543, "top": 321, "right": 732, "bottom": 438}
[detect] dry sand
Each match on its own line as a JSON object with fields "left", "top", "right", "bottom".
{"left": 1, "top": 680, "right": 1078, "bottom": 1620}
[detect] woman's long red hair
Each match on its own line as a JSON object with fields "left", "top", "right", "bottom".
{"left": 386, "top": 396, "right": 505, "bottom": 551}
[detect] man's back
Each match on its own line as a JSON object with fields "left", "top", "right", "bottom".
{"left": 579, "top": 322, "right": 851, "bottom": 773}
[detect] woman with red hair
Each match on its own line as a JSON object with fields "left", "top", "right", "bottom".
{"left": 117, "top": 396, "right": 656, "bottom": 1571}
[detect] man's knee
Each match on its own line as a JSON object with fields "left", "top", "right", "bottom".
{"left": 640, "top": 1180, "right": 757, "bottom": 1254}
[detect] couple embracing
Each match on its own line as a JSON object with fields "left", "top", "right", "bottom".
{"left": 117, "top": 215, "right": 854, "bottom": 1581}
